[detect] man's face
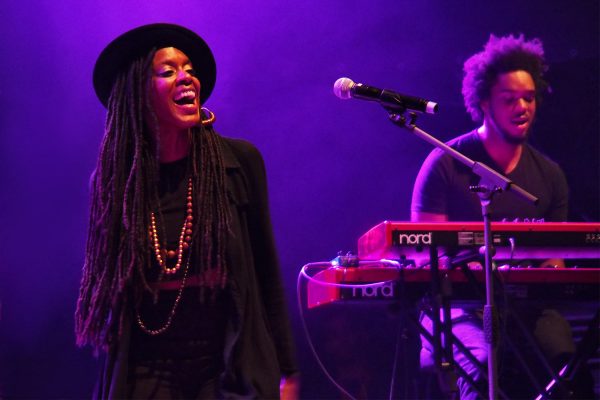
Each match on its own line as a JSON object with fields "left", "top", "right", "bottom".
{"left": 149, "top": 47, "right": 201, "bottom": 133}
{"left": 481, "top": 70, "right": 536, "bottom": 145}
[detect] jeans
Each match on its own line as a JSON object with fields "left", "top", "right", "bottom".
{"left": 420, "top": 308, "right": 578, "bottom": 399}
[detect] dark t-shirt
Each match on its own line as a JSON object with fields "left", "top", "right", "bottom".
{"left": 411, "top": 130, "right": 569, "bottom": 222}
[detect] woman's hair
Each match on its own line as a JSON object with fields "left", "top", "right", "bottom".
{"left": 462, "top": 34, "right": 548, "bottom": 122}
{"left": 75, "top": 49, "right": 230, "bottom": 352}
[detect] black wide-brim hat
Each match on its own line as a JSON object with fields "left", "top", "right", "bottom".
{"left": 93, "top": 23, "right": 216, "bottom": 108}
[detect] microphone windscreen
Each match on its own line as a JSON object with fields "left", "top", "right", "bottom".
{"left": 333, "top": 77, "right": 355, "bottom": 99}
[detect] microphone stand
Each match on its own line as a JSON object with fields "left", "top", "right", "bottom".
{"left": 386, "top": 109, "right": 538, "bottom": 400}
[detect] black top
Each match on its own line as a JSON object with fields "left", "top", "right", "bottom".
{"left": 411, "top": 130, "right": 569, "bottom": 222}
{"left": 157, "top": 155, "right": 189, "bottom": 249}
{"left": 131, "top": 156, "right": 229, "bottom": 377}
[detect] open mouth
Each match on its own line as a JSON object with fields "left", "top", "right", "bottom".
{"left": 512, "top": 118, "right": 529, "bottom": 127}
{"left": 173, "top": 90, "right": 196, "bottom": 106}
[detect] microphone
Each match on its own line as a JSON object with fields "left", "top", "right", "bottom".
{"left": 333, "top": 77, "right": 439, "bottom": 114}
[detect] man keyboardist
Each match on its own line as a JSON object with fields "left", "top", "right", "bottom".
{"left": 411, "top": 34, "right": 594, "bottom": 399}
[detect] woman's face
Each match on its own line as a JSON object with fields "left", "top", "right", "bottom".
{"left": 148, "top": 47, "right": 201, "bottom": 134}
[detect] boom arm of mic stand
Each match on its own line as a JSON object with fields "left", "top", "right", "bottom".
{"left": 388, "top": 110, "right": 538, "bottom": 400}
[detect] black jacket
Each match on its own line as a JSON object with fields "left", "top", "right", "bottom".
{"left": 95, "top": 137, "right": 298, "bottom": 399}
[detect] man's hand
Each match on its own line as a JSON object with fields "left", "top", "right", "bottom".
{"left": 540, "top": 258, "right": 565, "bottom": 268}
{"left": 280, "top": 374, "right": 300, "bottom": 400}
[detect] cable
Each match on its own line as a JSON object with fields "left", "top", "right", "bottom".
{"left": 296, "top": 260, "right": 403, "bottom": 399}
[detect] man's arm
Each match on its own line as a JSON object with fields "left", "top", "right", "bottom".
{"left": 411, "top": 147, "right": 454, "bottom": 221}
{"left": 411, "top": 210, "right": 448, "bottom": 222}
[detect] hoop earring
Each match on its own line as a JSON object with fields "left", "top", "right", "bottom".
{"left": 200, "top": 107, "right": 216, "bottom": 126}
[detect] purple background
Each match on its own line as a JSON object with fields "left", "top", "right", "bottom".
{"left": 0, "top": 0, "right": 598, "bottom": 398}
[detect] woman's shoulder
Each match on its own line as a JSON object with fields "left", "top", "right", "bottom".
{"left": 219, "top": 136, "right": 266, "bottom": 179}
{"left": 221, "top": 136, "right": 262, "bottom": 160}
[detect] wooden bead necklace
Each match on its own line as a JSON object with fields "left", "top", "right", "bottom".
{"left": 149, "top": 177, "right": 193, "bottom": 275}
{"left": 136, "top": 253, "right": 192, "bottom": 336}
{"left": 137, "top": 177, "right": 194, "bottom": 335}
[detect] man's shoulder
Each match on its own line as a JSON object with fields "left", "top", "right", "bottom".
{"left": 426, "top": 130, "right": 479, "bottom": 162}
{"left": 523, "top": 143, "right": 563, "bottom": 172}
{"left": 447, "top": 130, "right": 480, "bottom": 150}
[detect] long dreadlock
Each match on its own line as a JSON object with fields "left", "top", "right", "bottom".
{"left": 75, "top": 49, "right": 231, "bottom": 352}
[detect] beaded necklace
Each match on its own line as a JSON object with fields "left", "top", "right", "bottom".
{"left": 136, "top": 177, "right": 193, "bottom": 335}
{"left": 135, "top": 255, "right": 191, "bottom": 335}
{"left": 149, "top": 178, "right": 193, "bottom": 274}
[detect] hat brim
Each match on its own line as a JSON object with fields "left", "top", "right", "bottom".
{"left": 93, "top": 23, "right": 216, "bottom": 108}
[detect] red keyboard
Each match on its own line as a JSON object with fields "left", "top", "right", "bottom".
{"left": 307, "top": 265, "right": 600, "bottom": 309}
{"left": 357, "top": 221, "right": 600, "bottom": 261}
